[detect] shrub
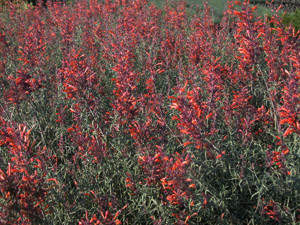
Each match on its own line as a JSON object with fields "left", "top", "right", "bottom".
{"left": 282, "top": 8, "right": 300, "bottom": 33}
{"left": 0, "top": 0, "right": 300, "bottom": 224}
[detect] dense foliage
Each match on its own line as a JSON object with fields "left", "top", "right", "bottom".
{"left": 0, "top": 0, "right": 300, "bottom": 224}
{"left": 282, "top": 8, "right": 300, "bottom": 33}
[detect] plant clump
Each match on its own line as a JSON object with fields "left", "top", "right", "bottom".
{"left": 0, "top": 0, "right": 300, "bottom": 224}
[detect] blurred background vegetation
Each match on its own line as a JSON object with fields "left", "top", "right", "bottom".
{"left": 149, "top": 0, "right": 299, "bottom": 25}
{"left": 1, "top": 0, "right": 299, "bottom": 27}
